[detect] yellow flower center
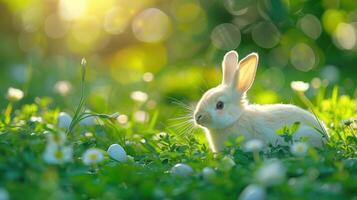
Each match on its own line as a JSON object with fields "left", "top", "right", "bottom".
{"left": 53, "top": 134, "right": 61, "bottom": 142}
{"left": 55, "top": 150, "right": 64, "bottom": 159}
{"left": 89, "top": 153, "right": 98, "bottom": 161}
{"left": 296, "top": 146, "right": 304, "bottom": 152}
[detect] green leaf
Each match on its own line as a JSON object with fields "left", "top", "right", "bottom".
{"left": 290, "top": 121, "right": 301, "bottom": 134}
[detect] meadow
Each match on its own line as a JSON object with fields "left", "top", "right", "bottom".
{"left": 0, "top": 0, "right": 357, "bottom": 199}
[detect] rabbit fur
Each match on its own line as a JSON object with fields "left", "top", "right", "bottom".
{"left": 193, "top": 51, "right": 328, "bottom": 153}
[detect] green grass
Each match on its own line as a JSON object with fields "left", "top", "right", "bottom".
{"left": 1, "top": 0, "right": 357, "bottom": 199}
{"left": 0, "top": 75, "right": 356, "bottom": 200}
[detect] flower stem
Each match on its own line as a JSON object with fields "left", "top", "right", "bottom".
{"left": 297, "top": 92, "right": 315, "bottom": 109}
{"left": 253, "top": 151, "right": 260, "bottom": 163}
{"left": 4, "top": 103, "right": 13, "bottom": 124}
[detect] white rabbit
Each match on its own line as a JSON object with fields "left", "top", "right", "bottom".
{"left": 194, "top": 51, "right": 328, "bottom": 153}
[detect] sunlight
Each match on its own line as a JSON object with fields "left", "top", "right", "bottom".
{"left": 132, "top": 8, "right": 171, "bottom": 43}
{"left": 59, "top": 0, "right": 87, "bottom": 20}
{"left": 0, "top": 0, "right": 356, "bottom": 199}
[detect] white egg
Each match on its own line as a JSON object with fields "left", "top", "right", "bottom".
{"left": 202, "top": 167, "right": 215, "bottom": 181}
{"left": 257, "top": 159, "right": 286, "bottom": 186}
{"left": 171, "top": 163, "right": 193, "bottom": 177}
{"left": 107, "top": 144, "right": 127, "bottom": 162}
{"left": 58, "top": 112, "right": 72, "bottom": 129}
{"left": 239, "top": 184, "right": 266, "bottom": 200}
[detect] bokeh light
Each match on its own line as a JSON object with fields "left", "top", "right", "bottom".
{"left": 223, "top": 0, "right": 251, "bottom": 16}
{"left": 322, "top": 9, "right": 346, "bottom": 34}
{"left": 20, "top": 5, "right": 43, "bottom": 33}
{"left": 333, "top": 23, "right": 356, "bottom": 50}
{"left": 257, "top": 0, "right": 273, "bottom": 20}
{"left": 252, "top": 21, "right": 281, "bottom": 49}
{"left": 253, "top": 90, "right": 279, "bottom": 104}
{"left": 290, "top": 43, "right": 316, "bottom": 72}
{"left": 311, "top": 77, "right": 322, "bottom": 89}
{"left": 66, "top": 16, "right": 104, "bottom": 53}
{"left": 1, "top": 1, "right": 357, "bottom": 197}
{"left": 171, "top": 0, "right": 202, "bottom": 22}
{"left": 59, "top": 0, "right": 87, "bottom": 21}
{"left": 297, "top": 14, "right": 322, "bottom": 39}
{"left": 109, "top": 43, "right": 167, "bottom": 83}
{"left": 73, "top": 16, "right": 101, "bottom": 43}
{"left": 0, "top": 0, "right": 355, "bottom": 122}
{"left": 132, "top": 8, "right": 171, "bottom": 43}
{"left": 321, "top": 65, "right": 340, "bottom": 83}
{"left": 143, "top": 72, "right": 154, "bottom": 82}
{"left": 260, "top": 67, "right": 285, "bottom": 91}
{"left": 211, "top": 23, "right": 241, "bottom": 50}
{"left": 104, "top": 7, "right": 130, "bottom": 35}
{"left": 10, "top": 64, "right": 29, "bottom": 83}
{"left": 267, "top": 47, "right": 289, "bottom": 68}
{"left": 44, "top": 13, "right": 70, "bottom": 39}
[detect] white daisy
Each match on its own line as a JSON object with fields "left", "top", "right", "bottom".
{"left": 130, "top": 91, "right": 148, "bottom": 103}
{"left": 290, "top": 81, "right": 309, "bottom": 92}
{"left": 82, "top": 148, "right": 104, "bottom": 165}
{"left": 43, "top": 144, "right": 72, "bottom": 164}
{"left": 6, "top": 87, "right": 24, "bottom": 102}
{"left": 244, "top": 139, "right": 264, "bottom": 152}
{"left": 46, "top": 131, "right": 66, "bottom": 145}
{"left": 30, "top": 116, "right": 43, "bottom": 123}
{"left": 84, "top": 132, "right": 93, "bottom": 137}
{"left": 134, "top": 110, "right": 148, "bottom": 123}
{"left": 117, "top": 114, "right": 128, "bottom": 125}
{"left": 290, "top": 142, "right": 308, "bottom": 157}
{"left": 54, "top": 81, "right": 72, "bottom": 96}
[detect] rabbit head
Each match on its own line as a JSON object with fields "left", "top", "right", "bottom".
{"left": 194, "top": 51, "right": 258, "bottom": 129}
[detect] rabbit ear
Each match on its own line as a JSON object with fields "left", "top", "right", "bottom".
{"left": 221, "top": 51, "right": 239, "bottom": 85}
{"left": 234, "top": 53, "right": 258, "bottom": 93}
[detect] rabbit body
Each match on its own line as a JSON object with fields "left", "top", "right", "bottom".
{"left": 205, "top": 103, "right": 325, "bottom": 152}
{"left": 194, "top": 51, "right": 327, "bottom": 153}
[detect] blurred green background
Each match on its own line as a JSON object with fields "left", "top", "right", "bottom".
{"left": 0, "top": 0, "right": 356, "bottom": 125}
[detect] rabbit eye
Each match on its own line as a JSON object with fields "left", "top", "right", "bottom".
{"left": 216, "top": 101, "right": 224, "bottom": 110}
